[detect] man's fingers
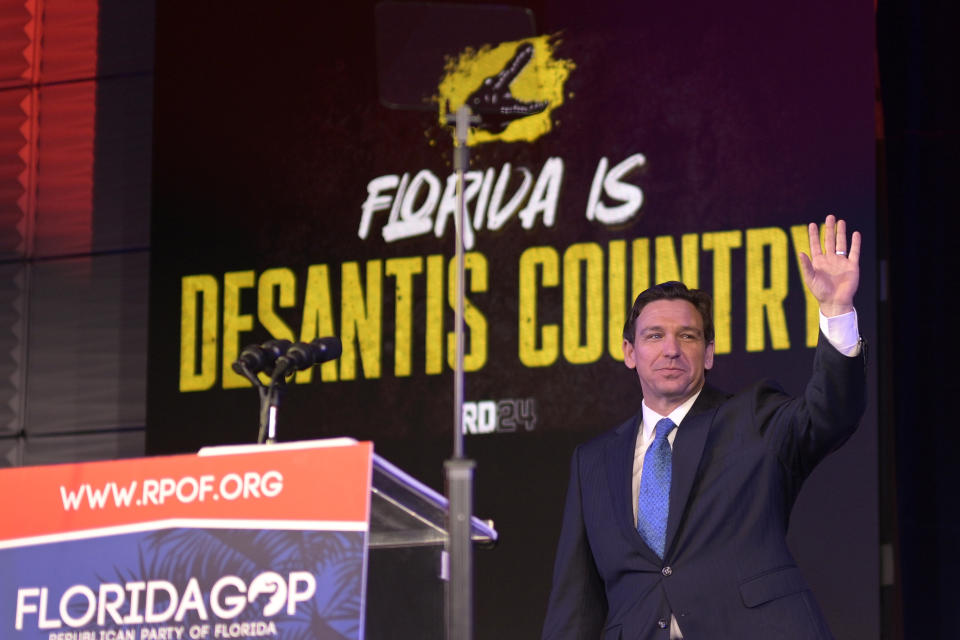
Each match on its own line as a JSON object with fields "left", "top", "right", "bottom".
{"left": 823, "top": 214, "right": 837, "bottom": 254}
{"left": 807, "top": 222, "right": 821, "bottom": 257}
{"left": 848, "top": 231, "right": 862, "bottom": 264}
{"left": 835, "top": 219, "right": 847, "bottom": 254}
{"left": 798, "top": 251, "right": 815, "bottom": 286}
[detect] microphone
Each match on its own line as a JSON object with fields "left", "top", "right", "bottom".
{"left": 233, "top": 339, "right": 292, "bottom": 376}
{"left": 273, "top": 337, "right": 342, "bottom": 378}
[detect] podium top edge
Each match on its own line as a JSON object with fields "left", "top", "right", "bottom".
{"left": 198, "top": 438, "right": 361, "bottom": 457}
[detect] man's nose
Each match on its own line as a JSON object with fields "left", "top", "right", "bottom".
{"left": 662, "top": 334, "right": 681, "bottom": 356}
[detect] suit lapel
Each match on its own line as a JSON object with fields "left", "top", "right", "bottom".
{"left": 604, "top": 412, "right": 659, "bottom": 558}
{"left": 664, "top": 385, "right": 727, "bottom": 557}
{"left": 605, "top": 385, "right": 729, "bottom": 562}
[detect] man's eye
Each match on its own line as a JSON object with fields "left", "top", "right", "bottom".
{"left": 646, "top": 333, "right": 661, "bottom": 340}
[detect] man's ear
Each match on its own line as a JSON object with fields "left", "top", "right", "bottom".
{"left": 704, "top": 341, "right": 715, "bottom": 370}
{"left": 623, "top": 339, "right": 636, "bottom": 368}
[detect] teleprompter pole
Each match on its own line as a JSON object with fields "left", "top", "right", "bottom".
{"left": 445, "top": 104, "right": 479, "bottom": 640}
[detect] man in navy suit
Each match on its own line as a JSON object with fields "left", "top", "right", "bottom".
{"left": 542, "top": 216, "right": 865, "bottom": 639}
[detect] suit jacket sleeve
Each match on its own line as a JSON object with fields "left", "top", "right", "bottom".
{"left": 541, "top": 445, "right": 607, "bottom": 639}
{"left": 758, "top": 331, "right": 867, "bottom": 485}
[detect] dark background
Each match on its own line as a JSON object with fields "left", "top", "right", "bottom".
{"left": 877, "top": 0, "right": 960, "bottom": 637}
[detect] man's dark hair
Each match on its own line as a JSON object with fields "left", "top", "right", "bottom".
{"left": 622, "top": 281, "right": 714, "bottom": 344}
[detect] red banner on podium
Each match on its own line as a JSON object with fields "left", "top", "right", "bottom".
{"left": 0, "top": 439, "right": 373, "bottom": 640}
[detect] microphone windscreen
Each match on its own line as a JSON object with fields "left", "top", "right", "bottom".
{"left": 315, "top": 337, "right": 342, "bottom": 363}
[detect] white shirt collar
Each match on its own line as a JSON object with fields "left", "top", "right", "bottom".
{"left": 640, "top": 386, "right": 704, "bottom": 440}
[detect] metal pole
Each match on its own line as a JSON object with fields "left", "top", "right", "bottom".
{"left": 446, "top": 104, "right": 475, "bottom": 640}
{"left": 453, "top": 106, "right": 468, "bottom": 460}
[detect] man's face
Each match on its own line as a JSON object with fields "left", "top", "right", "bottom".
{"left": 623, "top": 299, "right": 715, "bottom": 414}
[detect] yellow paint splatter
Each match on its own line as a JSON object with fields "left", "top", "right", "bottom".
{"left": 437, "top": 35, "right": 575, "bottom": 146}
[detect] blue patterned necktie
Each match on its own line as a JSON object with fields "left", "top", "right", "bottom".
{"left": 637, "top": 417, "right": 674, "bottom": 558}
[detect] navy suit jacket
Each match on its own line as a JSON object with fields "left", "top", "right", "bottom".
{"left": 542, "top": 335, "right": 866, "bottom": 640}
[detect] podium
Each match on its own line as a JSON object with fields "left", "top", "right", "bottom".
{"left": 0, "top": 439, "right": 496, "bottom": 640}
{"left": 367, "top": 452, "right": 496, "bottom": 639}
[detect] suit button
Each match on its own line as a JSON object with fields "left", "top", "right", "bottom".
{"left": 662, "top": 566, "right": 673, "bottom": 577}
{"left": 657, "top": 619, "right": 668, "bottom": 629}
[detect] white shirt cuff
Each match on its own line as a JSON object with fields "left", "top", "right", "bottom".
{"left": 818, "top": 309, "right": 861, "bottom": 356}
